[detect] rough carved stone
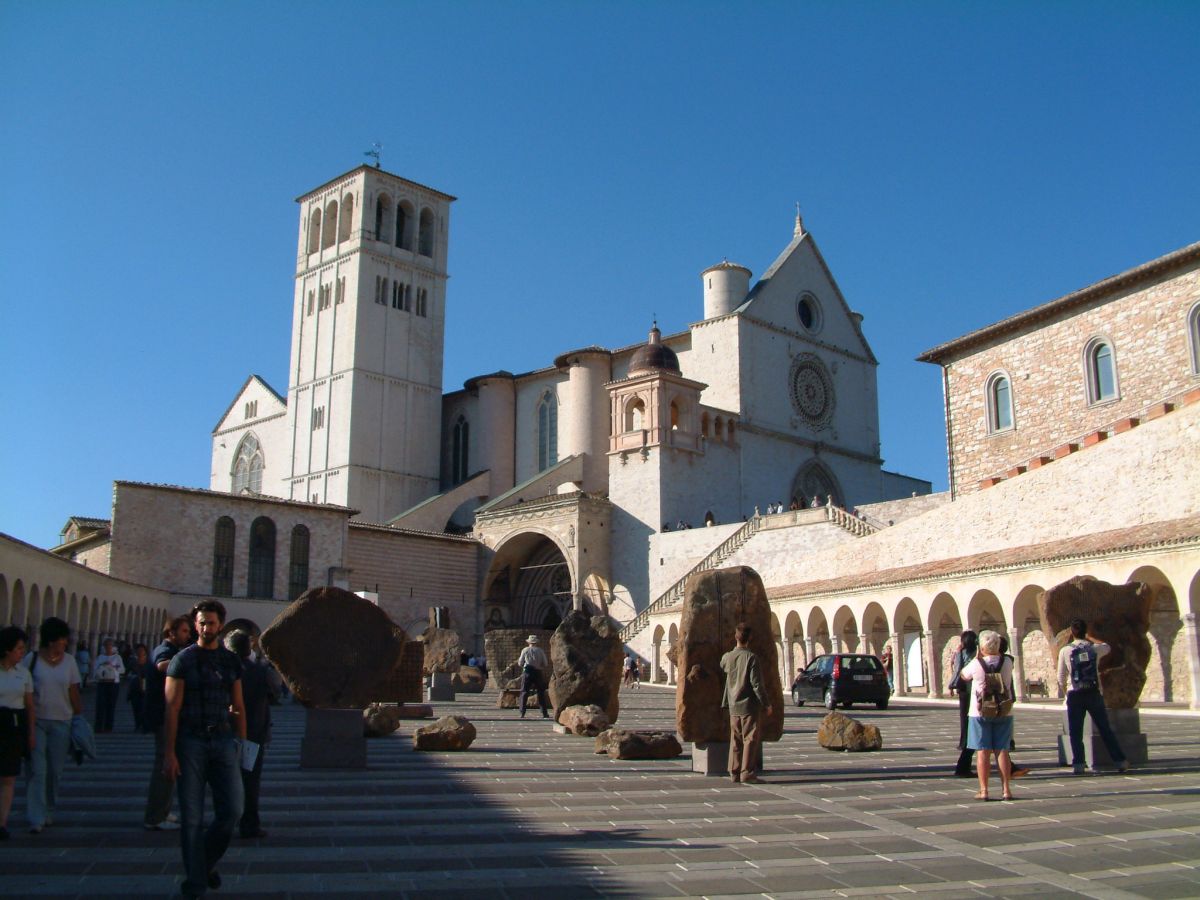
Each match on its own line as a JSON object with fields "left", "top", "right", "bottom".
{"left": 817, "top": 711, "right": 882, "bottom": 752}
{"left": 558, "top": 704, "right": 611, "bottom": 736}
{"left": 422, "top": 627, "right": 463, "bottom": 674}
{"left": 412, "top": 715, "right": 477, "bottom": 751}
{"left": 362, "top": 703, "right": 401, "bottom": 738}
{"left": 1038, "top": 576, "right": 1153, "bottom": 708}
{"left": 484, "top": 628, "right": 552, "bottom": 689}
{"left": 548, "top": 611, "right": 624, "bottom": 724}
{"left": 452, "top": 665, "right": 486, "bottom": 693}
{"left": 594, "top": 728, "right": 682, "bottom": 760}
{"left": 260, "top": 587, "right": 407, "bottom": 709}
{"left": 675, "top": 566, "right": 784, "bottom": 744}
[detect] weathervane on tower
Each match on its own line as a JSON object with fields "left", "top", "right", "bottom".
{"left": 364, "top": 142, "right": 382, "bottom": 168}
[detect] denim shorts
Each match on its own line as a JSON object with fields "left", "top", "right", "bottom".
{"left": 967, "top": 715, "right": 1013, "bottom": 751}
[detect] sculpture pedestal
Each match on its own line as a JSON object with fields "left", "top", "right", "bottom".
{"left": 301, "top": 708, "right": 367, "bottom": 769}
{"left": 427, "top": 672, "right": 456, "bottom": 702}
{"left": 1056, "top": 707, "right": 1149, "bottom": 768}
{"left": 689, "top": 741, "right": 763, "bottom": 776}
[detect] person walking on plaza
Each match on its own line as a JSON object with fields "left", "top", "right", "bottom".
{"left": 225, "top": 630, "right": 276, "bottom": 839}
{"left": 25, "top": 617, "right": 83, "bottom": 833}
{"left": 74, "top": 641, "right": 91, "bottom": 691}
{"left": 517, "top": 635, "right": 551, "bottom": 719}
{"left": 0, "top": 626, "right": 35, "bottom": 840}
{"left": 720, "top": 622, "right": 773, "bottom": 785}
{"left": 948, "top": 629, "right": 978, "bottom": 777}
{"left": 956, "top": 630, "right": 1016, "bottom": 801}
{"left": 162, "top": 600, "right": 246, "bottom": 898}
{"left": 1058, "top": 618, "right": 1129, "bottom": 775}
{"left": 127, "top": 644, "right": 149, "bottom": 733}
{"left": 144, "top": 616, "right": 190, "bottom": 831}
{"left": 880, "top": 644, "right": 894, "bottom": 694}
{"left": 93, "top": 637, "right": 125, "bottom": 733}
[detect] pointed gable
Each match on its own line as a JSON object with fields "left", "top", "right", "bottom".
{"left": 738, "top": 231, "right": 876, "bottom": 364}
{"left": 212, "top": 374, "right": 287, "bottom": 434}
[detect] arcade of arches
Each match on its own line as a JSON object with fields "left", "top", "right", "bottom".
{"left": 649, "top": 556, "right": 1200, "bottom": 709}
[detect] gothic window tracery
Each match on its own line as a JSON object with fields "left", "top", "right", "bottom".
{"left": 231, "top": 434, "right": 264, "bottom": 494}
{"left": 537, "top": 391, "right": 558, "bottom": 471}
{"left": 452, "top": 415, "right": 470, "bottom": 484}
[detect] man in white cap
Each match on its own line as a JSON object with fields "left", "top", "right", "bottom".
{"left": 517, "top": 635, "right": 551, "bottom": 719}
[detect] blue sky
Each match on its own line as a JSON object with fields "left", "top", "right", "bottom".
{"left": 2, "top": 1, "right": 1197, "bottom": 548}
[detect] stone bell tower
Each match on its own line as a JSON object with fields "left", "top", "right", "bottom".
{"left": 287, "top": 165, "right": 455, "bottom": 522}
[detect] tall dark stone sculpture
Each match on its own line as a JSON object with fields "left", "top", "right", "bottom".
{"left": 675, "top": 566, "right": 783, "bottom": 744}
{"left": 548, "top": 611, "right": 624, "bottom": 724}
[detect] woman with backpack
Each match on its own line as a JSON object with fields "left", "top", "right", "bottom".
{"left": 957, "top": 629, "right": 1016, "bottom": 801}
{"left": 947, "top": 630, "right": 978, "bottom": 777}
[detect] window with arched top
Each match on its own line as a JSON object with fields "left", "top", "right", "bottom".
{"left": 1189, "top": 303, "right": 1200, "bottom": 375}
{"left": 374, "top": 194, "right": 392, "bottom": 242}
{"left": 396, "top": 201, "right": 412, "bottom": 249}
{"left": 714, "top": 417, "right": 724, "bottom": 440}
{"left": 231, "top": 434, "right": 264, "bottom": 494}
{"left": 418, "top": 208, "right": 435, "bottom": 256}
{"left": 624, "top": 397, "right": 645, "bottom": 432}
{"left": 212, "top": 517, "right": 235, "bottom": 597}
{"left": 700, "top": 412, "right": 709, "bottom": 438}
{"left": 451, "top": 415, "right": 470, "bottom": 484}
{"left": 537, "top": 391, "right": 558, "bottom": 471}
{"left": 1084, "top": 338, "right": 1118, "bottom": 404}
{"left": 669, "top": 400, "right": 681, "bottom": 431}
{"left": 288, "top": 525, "right": 310, "bottom": 602}
{"left": 247, "top": 517, "right": 276, "bottom": 598}
{"left": 726, "top": 420, "right": 736, "bottom": 442}
{"left": 321, "top": 200, "right": 338, "bottom": 249}
{"left": 985, "top": 371, "right": 1014, "bottom": 433}
{"left": 307, "top": 208, "right": 322, "bottom": 254}
{"left": 338, "top": 193, "right": 353, "bottom": 242}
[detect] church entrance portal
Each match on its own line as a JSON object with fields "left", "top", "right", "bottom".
{"left": 483, "top": 532, "right": 573, "bottom": 630}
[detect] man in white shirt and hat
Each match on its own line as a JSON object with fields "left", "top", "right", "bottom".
{"left": 517, "top": 635, "right": 551, "bottom": 719}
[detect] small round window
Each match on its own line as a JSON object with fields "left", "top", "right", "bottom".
{"left": 797, "top": 293, "right": 822, "bottom": 332}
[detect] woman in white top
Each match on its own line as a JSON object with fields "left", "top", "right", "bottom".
{"left": 0, "top": 626, "right": 35, "bottom": 840}
{"left": 25, "top": 617, "right": 82, "bottom": 833}
{"left": 957, "top": 629, "right": 1016, "bottom": 801}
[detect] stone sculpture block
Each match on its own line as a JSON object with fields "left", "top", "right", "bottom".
{"left": 484, "top": 628, "right": 552, "bottom": 689}
{"left": 260, "top": 586, "right": 407, "bottom": 709}
{"left": 422, "top": 627, "right": 463, "bottom": 674}
{"left": 594, "top": 728, "right": 682, "bottom": 760}
{"left": 548, "top": 611, "right": 624, "bottom": 724}
{"left": 412, "top": 715, "right": 477, "bottom": 751}
{"left": 817, "top": 711, "right": 882, "bottom": 751}
{"left": 1038, "top": 576, "right": 1153, "bottom": 708}
{"left": 452, "top": 665, "right": 486, "bottom": 693}
{"left": 558, "top": 704, "right": 611, "bottom": 736}
{"left": 362, "top": 703, "right": 402, "bottom": 738}
{"left": 675, "top": 566, "right": 784, "bottom": 744}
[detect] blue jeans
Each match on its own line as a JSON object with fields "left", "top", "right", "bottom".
{"left": 1066, "top": 688, "right": 1126, "bottom": 767}
{"left": 177, "top": 733, "right": 244, "bottom": 897}
{"left": 27, "top": 718, "right": 71, "bottom": 828}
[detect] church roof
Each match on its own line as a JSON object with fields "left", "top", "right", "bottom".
{"left": 113, "top": 480, "right": 358, "bottom": 515}
{"left": 917, "top": 239, "right": 1200, "bottom": 364}
{"left": 295, "top": 165, "right": 457, "bottom": 203}
{"left": 60, "top": 516, "right": 110, "bottom": 535}
{"left": 628, "top": 324, "right": 681, "bottom": 375}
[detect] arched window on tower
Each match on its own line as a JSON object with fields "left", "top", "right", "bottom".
{"left": 307, "top": 208, "right": 321, "bottom": 254}
{"left": 1084, "top": 338, "right": 1118, "bottom": 404}
{"left": 451, "top": 416, "right": 470, "bottom": 484}
{"left": 985, "top": 371, "right": 1013, "bottom": 433}
{"left": 288, "top": 525, "right": 310, "bottom": 602}
{"left": 714, "top": 417, "right": 724, "bottom": 441}
{"left": 396, "top": 201, "right": 411, "bottom": 249}
{"left": 231, "top": 434, "right": 264, "bottom": 494}
{"left": 374, "top": 194, "right": 392, "bottom": 242}
{"left": 338, "top": 193, "right": 353, "bottom": 242}
{"left": 211, "top": 517, "right": 235, "bottom": 597}
{"left": 670, "top": 400, "right": 681, "bottom": 431}
{"left": 247, "top": 517, "right": 276, "bottom": 599}
{"left": 700, "top": 411, "right": 710, "bottom": 438}
{"left": 537, "top": 391, "right": 558, "bottom": 471}
{"left": 321, "top": 200, "right": 338, "bottom": 249}
{"left": 418, "top": 208, "right": 435, "bottom": 256}
{"left": 624, "top": 397, "right": 645, "bottom": 432}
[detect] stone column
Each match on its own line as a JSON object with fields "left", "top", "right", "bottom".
{"left": 924, "top": 631, "right": 940, "bottom": 697}
{"left": 891, "top": 632, "right": 907, "bottom": 694}
{"left": 804, "top": 636, "right": 816, "bottom": 665}
{"left": 1008, "top": 626, "right": 1028, "bottom": 701}
{"left": 1183, "top": 613, "right": 1200, "bottom": 711}
{"left": 858, "top": 633, "right": 871, "bottom": 655}
{"left": 832, "top": 635, "right": 843, "bottom": 653}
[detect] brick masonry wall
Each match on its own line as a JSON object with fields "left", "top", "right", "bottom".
{"left": 943, "top": 264, "right": 1199, "bottom": 493}
{"left": 344, "top": 525, "right": 479, "bottom": 648}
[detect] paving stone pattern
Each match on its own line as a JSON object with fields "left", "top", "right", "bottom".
{"left": 2, "top": 685, "right": 1198, "bottom": 898}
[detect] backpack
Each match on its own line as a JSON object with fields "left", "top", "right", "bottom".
{"left": 979, "top": 657, "right": 1013, "bottom": 719}
{"left": 1070, "top": 642, "right": 1100, "bottom": 691}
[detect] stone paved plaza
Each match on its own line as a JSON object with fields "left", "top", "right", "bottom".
{"left": 2, "top": 685, "right": 1198, "bottom": 899}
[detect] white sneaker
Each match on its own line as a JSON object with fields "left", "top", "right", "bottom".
{"left": 144, "top": 820, "right": 181, "bottom": 831}
{"left": 166, "top": 813, "right": 179, "bottom": 823}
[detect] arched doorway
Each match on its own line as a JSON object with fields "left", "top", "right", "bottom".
{"left": 483, "top": 531, "right": 574, "bottom": 630}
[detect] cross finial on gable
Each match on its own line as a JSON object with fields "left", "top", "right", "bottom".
{"left": 794, "top": 202, "right": 805, "bottom": 238}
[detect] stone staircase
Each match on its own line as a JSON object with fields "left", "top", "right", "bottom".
{"left": 621, "top": 518, "right": 761, "bottom": 642}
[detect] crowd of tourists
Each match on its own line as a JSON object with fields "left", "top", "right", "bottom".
{"left": 0, "top": 601, "right": 282, "bottom": 897}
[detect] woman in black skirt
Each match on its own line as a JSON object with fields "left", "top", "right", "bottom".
{"left": 0, "top": 626, "right": 36, "bottom": 840}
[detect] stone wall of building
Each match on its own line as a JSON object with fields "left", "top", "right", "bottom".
{"left": 72, "top": 541, "right": 112, "bottom": 573}
{"left": 344, "top": 523, "right": 479, "bottom": 649}
{"left": 941, "top": 262, "right": 1200, "bottom": 494}
{"left": 647, "top": 523, "right": 742, "bottom": 599}
{"left": 857, "top": 492, "right": 950, "bottom": 528}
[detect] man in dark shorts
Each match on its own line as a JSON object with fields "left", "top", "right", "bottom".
{"left": 162, "top": 600, "right": 246, "bottom": 898}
